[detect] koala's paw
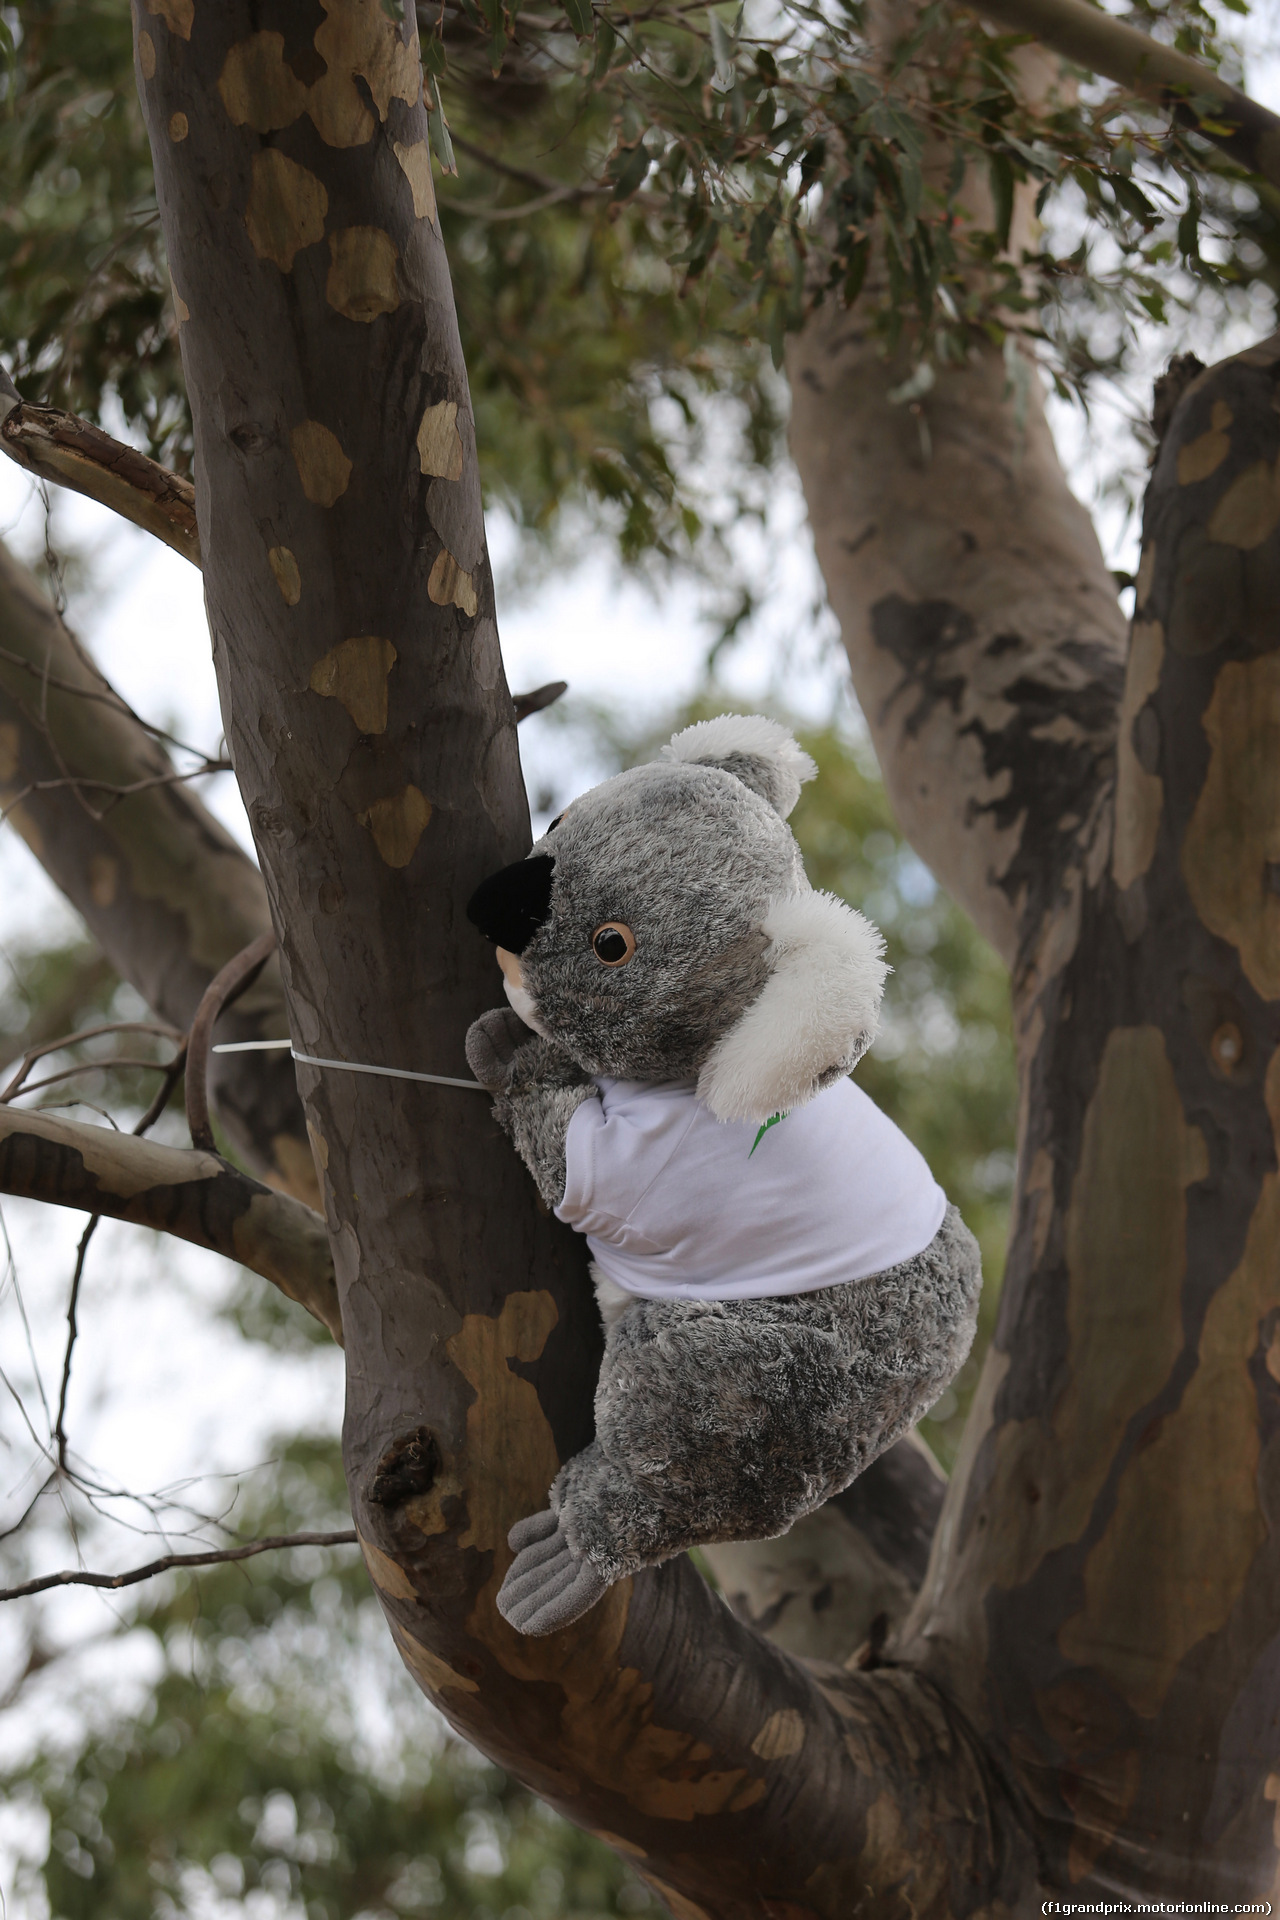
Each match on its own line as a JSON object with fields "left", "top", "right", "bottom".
{"left": 465, "top": 1006, "right": 532, "bottom": 1091}
{"left": 496, "top": 1509, "right": 609, "bottom": 1636}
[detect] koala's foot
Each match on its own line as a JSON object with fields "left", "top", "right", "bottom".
{"left": 496, "top": 1509, "right": 609, "bottom": 1636}
{"left": 464, "top": 1006, "right": 532, "bottom": 1090}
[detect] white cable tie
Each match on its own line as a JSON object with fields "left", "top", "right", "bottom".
{"left": 213, "top": 1040, "right": 485, "bottom": 1091}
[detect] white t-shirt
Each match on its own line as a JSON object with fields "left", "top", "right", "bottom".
{"left": 555, "top": 1075, "right": 947, "bottom": 1302}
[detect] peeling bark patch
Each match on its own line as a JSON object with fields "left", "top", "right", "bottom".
{"left": 445, "top": 1291, "right": 561, "bottom": 1555}
{"left": 245, "top": 150, "right": 328, "bottom": 273}
{"left": 168, "top": 111, "right": 188, "bottom": 142}
{"left": 751, "top": 1708, "right": 805, "bottom": 1759}
{"left": 390, "top": 1621, "right": 480, "bottom": 1697}
{"left": 138, "top": 31, "right": 157, "bottom": 79}
{"left": 218, "top": 33, "right": 309, "bottom": 133}
{"left": 219, "top": 7, "right": 419, "bottom": 149}
{"left": 1058, "top": 1053, "right": 1280, "bottom": 1717}
{"left": 309, "top": 636, "right": 397, "bottom": 735}
{"left": 358, "top": 1532, "right": 417, "bottom": 1601}
{"left": 326, "top": 228, "right": 401, "bottom": 323}
{"left": 428, "top": 548, "right": 477, "bottom": 618}
{"left": 872, "top": 595, "right": 1123, "bottom": 929}
{"left": 471, "top": 619, "right": 500, "bottom": 692}
{"left": 357, "top": 785, "right": 431, "bottom": 867}
{"left": 1183, "top": 654, "right": 1280, "bottom": 1001}
{"left": 171, "top": 281, "right": 189, "bottom": 326}
{"left": 268, "top": 1134, "right": 323, "bottom": 1215}
{"left": 88, "top": 855, "right": 118, "bottom": 909}
{"left": 1113, "top": 619, "right": 1165, "bottom": 891}
{"left": 1208, "top": 459, "right": 1280, "bottom": 550}
{"left": 394, "top": 139, "right": 437, "bottom": 224}
{"left": 981, "top": 1032, "right": 1205, "bottom": 1594}
{"left": 1177, "top": 400, "right": 1233, "bottom": 486}
{"left": 417, "top": 401, "right": 464, "bottom": 482}
{"left": 1056, "top": 1028, "right": 1206, "bottom": 1537}
{"left": 309, "top": 0, "right": 421, "bottom": 148}
{"left": 871, "top": 596, "right": 970, "bottom": 739}
{"left": 268, "top": 546, "right": 302, "bottom": 606}
{"left": 290, "top": 420, "right": 352, "bottom": 507}
{"left": 145, "top": 0, "right": 193, "bottom": 39}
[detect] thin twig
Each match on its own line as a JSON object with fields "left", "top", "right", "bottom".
{"left": 53, "top": 1218, "right": 97, "bottom": 1473}
{"left": 1, "top": 1021, "right": 182, "bottom": 1103}
{"left": 0, "top": 1530, "right": 361, "bottom": 1602}
{"left": 49, "top": 1040, "right": 186, "bottom": 1474}
{"left": 9, "top": 1057, "right": 182, "bottom": 1101}
{"left": 0, "top": 640, "right": 220, "bottom": 761}
{"left": 185, "top": 931, "right": 278, "bottom": 1152}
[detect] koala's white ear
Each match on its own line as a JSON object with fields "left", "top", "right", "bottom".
{"left": 661, "top": 714, "right": 816, "bottom": 819}
{"left": 697, "top": 890, "right": 887, "bottom": 1124}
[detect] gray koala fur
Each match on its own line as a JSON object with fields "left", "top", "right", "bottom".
{"left": 464, "top": 715, "right": 982, "bottom": 1637}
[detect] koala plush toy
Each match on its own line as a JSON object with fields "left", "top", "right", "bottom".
{"left": 465, "top": 715, "right": 981, "bottom": 1636}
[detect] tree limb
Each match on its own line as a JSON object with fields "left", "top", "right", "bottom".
{"left": 702, "top": 1429, "right": 947, "bottom": 1661}
{"left": 185, "top": 931, "right": 278, "bottom": 1151}
{"left": 0, "top": 369, "right": 200, "bottom": 568}
{"left": 788, "top": 25, "right": 1126, "bottom": 971}
{"left": 0, "top": 540, "right": 316, "bottom": 1198}
{"left": 0, "top": 1530, "right": 359, "bottom": 1602}
{"left": 0, "top": 1104, "right": 341, "bottom": 1343}
{"left": 965, "top": 0, "right": 1280, "bottom": 188}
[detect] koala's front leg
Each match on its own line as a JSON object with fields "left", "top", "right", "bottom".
{"left": 464, "top": 1009, "right": 597, "bottom": 1211}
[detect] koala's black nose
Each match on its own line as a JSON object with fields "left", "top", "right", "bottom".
{"left": 466, "top": 854, "right": 555, "bottom": 954}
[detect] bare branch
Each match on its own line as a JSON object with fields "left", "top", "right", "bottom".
{"left": 512, "top": 680, "right": 568, "bottom": 721}
{"left": 185, "top": 931, "right": 278, "bottom": 1152}
{"left": 965, "top": 0, "right": 1280, "bottom": 187}
{"left": 0, "top": 1529, "right": 359, "bottom": 1602}
{"left": 0, "top": 1106, "right": 341, "bottom": 1343}
{"left": 0, "top": 541, "right": 312, "bottom": 1197}
{"left": 0, "top": 370, "right": 200, "bottom": 566}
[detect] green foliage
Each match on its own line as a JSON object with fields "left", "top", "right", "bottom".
{"left": 0, "top": 3, "right": 187, "bottom": 466}
{"left": 2, "top": 0, "right": 1276, "bottom": 573}
{"left": 5, "top": 1440, "right": 656, "bottom": 1920}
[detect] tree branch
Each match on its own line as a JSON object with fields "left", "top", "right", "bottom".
{"left": 965, "top": 0, "right": 1280, "bottom": 188}
{"left": 788, "top": 24, "right": 1126, "bottom": 970}
{"left": 0, "top": 1530, "right": 359, "bottom": 1602}
{"left": 0, "top": 1105, "right": 341, "bottom": 1343}
{"left": 0, "top": 540, "right": 316, "bottom": 1198}
{"left": 702, "top": 1430, "right": 947, "bottom": 1661}
{"left": 185, "top": 931, "right": 278, "bottom": 1152}
{"left": 0, "top": 370, "right": 200, "bottom": 568}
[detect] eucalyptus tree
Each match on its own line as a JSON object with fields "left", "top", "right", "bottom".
{"left": 1, "top": 0, "right": 1280, "bottom": 1911}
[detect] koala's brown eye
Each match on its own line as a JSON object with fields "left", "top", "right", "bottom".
{"left": 592, "top": 922, "right": 636, "bottom": 967}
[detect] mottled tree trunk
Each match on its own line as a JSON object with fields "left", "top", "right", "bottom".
{"left": 789, "top": 287, "right": 1280, "bottom": 1896}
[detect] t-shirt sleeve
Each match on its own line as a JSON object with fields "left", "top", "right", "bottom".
{"left": 555, "top": 1096, "right": 629, "bottom": 1238}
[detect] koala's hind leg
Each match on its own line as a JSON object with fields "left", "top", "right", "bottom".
{"left": 497, "top": 1205, "right": 981, "bottom": 1635}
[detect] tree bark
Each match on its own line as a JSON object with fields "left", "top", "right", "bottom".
{"left": 0, "top": 1103, "right": 340, "bottom": 1339}
{"left": 889, "top": 334, "right": 1280, "bottom": 1901}
{"left": 0, "top": 541, "right": 314, "bottom": 1198}
{"left": 127, "top": 5, "right": 1043, "bottom": 1912}
{"left": 787, "top": 304, "right": 1126, "bottom": 975}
